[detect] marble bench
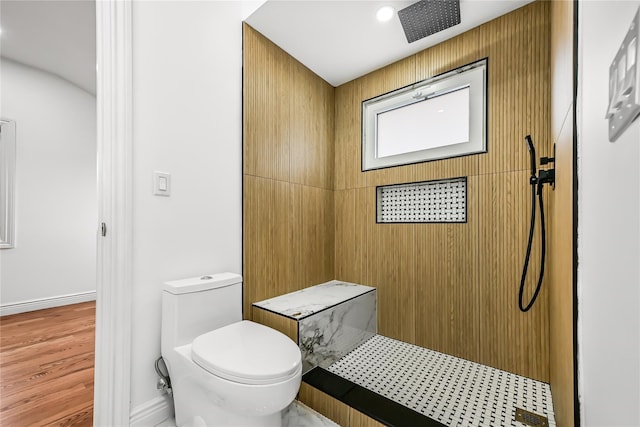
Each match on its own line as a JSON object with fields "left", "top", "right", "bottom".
{"left": 252, "top": 280, "right": 376, "bottom": 374}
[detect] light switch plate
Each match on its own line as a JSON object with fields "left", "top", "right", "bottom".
{"left": 606, "top": 7, "right": 640, "bottom": 142}
{"left": 153, "top": 172, "right": 171, "bottom": 197}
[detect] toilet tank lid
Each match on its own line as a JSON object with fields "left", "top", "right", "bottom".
{"left": 163, "top": 273, "right": 242, "bottom": 295}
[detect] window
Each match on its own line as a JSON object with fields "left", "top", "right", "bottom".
{"left": 362, "top": 59, "right": 487, "bottom": 171}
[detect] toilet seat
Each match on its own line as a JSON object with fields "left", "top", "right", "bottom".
{"left": 191, "top": 320, "right": 301, "bottom": 385}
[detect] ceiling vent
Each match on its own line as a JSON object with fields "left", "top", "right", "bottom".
{"left": 398, "top": 0, "right": 461, "bottom": 43}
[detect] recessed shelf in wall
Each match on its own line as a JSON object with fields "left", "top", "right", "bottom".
{"left": 376, "top": 177, "right": 467, "bottom": 224}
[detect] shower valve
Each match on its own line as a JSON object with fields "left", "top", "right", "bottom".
{"left": 537, "top": 169, "right": 555, "bottom": 189}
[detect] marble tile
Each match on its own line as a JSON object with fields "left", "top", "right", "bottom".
{"left": 252, "top": 280, "right": 375, "bottom": 320}
{"left": 283, "top": 401, "right": 340, "bottom": 427}
{"left": 154, "top": 401, "right": 339, "bottom": 427}
{"left": 299, "top": 290, "right": 376, "bottom": 373}
{"left": 155, "top": 418, "right": 176, "bottom": 427}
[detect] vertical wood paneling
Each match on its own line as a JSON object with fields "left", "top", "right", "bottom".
{"left": 243, "top": 25, "right": 290, "bottom": 181}
{"left": 334, "top": 81, "right": 365, "bottom": 190}
{"left": 549, "top": 0, "right": 575, "bottom": 424}
{"left": 548, "top": 108, "right": 574, "bottom": 423}
{"left": 334, "top": 189, "right": 362, "bottom": 282}
{"left": 291, "top": 185, "right": 335, "bottom": 289}
{"left": 415, "top": 27, "right": 482, "bottom": 81}
{"left": 290, "top": 59, "right": 335, "bottom": 189}
{"left": 477, "top": 170, "right": 549, "bottom": 381}
{"left": 551, "top": 0, "right": 574, "bottom": 143}
{"left": 362, "top": 188, "right": 416, "bottom": 343}
{"left": 251, "top": 307, "right": 298, "bottom": 342}
{"left": 415, "top": 176, "right": 480, "bottom": 362}
{"left": 298, "top": 384, "right": 350, "bottom": 426}
{"left": 349, "top": 409, "right": 387, "bottom": 427}
{"left": 478, "top": 2, "right": 551, "bottom": 175}
{"left": 243, "top": 176, "right": 292, "bottom": 316}
{"left": 243, "top": 24, "right": 334, "bottom": 319}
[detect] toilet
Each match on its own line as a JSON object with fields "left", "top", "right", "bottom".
{"left": 161, "top": 273, "right": 302, "bottom": 427}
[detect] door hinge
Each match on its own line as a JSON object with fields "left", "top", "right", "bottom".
{"left": 101, "top": 222, "right": 107, "bottom": 237}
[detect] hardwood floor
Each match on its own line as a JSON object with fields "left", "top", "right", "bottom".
{"left": 0, "top": 301, "right": 95, "bottom": 426}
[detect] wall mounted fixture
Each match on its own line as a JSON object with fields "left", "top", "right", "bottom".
{"left": 605, "top": 7, "right": 640, "bottom": 142}
{"left": 153, "top": 171, "right": 171, "bottom": 197}
{"left": 519, "top": 135, "right": 555, "bottom": 313}
{"left": 398, "top": 0, "right": 461, "bottom": 43}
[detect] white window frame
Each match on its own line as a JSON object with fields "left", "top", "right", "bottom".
{"left": 362, "top": 59, "right": 487, "bottom": 171}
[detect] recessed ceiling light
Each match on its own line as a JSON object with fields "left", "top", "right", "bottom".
{"left": 376, "top": 6, "right": 395, "bottom": 22}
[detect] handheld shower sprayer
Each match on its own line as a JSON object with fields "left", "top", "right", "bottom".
{"left": 519, "top": 135, "right": 555, "bottom": 313}
{"left": 525, "top": 135, "right": 536, "bottom": 177}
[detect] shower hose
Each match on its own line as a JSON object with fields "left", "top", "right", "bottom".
{"left": 519, "top": 175, "right": 546, "bottom": 313}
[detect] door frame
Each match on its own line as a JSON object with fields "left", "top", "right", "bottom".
{"left": 93, "top": 0, "right": 133, "bottom": 425}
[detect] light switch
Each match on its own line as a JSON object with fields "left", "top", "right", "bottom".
{"left": 158, "top": 176, "right": 167, "bottom": 191}
{"left": 154, "top": 172, "right": 171, "bottom": 197}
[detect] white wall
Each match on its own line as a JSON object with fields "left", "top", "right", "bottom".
{"left": 130, "top": 0, "right": 253, "bottom": 411}
{"left": 578, "top": 2, "right": 640, "bottom": 426}
{"left": 0, "top": 59, "right": 96, "bottom": 309}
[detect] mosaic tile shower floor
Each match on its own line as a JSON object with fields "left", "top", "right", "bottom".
{"left": 327, "top": 335, "right": 555, "bottom": 427}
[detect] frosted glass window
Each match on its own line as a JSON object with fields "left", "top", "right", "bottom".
{"left": 362, "top": 59, "right": 487, "bottom": 171}
{"left": 376, "top": 87, "right": 470, "bottom": 158}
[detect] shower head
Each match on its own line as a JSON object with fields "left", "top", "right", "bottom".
{"left": 525, "top": 135, "right": 536, "bottom": 177}
{"left": 397, "top": 0, "right": 461, "bottom": 44}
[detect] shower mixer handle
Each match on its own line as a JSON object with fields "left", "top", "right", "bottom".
{"left": 536, "top": 169, "right": 555, "bottom": 194}
{"left": 540, "top": 156, "right": 555, "bottom": 165}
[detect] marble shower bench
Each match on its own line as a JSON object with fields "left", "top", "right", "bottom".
{"left": 252, "top": 280, "right": 377, "bottom": 373}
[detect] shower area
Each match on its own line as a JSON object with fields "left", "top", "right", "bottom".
{"left": 242, "top": 1, "right": 575, "bottom": 426}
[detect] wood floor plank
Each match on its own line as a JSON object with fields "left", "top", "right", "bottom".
{"left": 0, "top": 301, "right": 95, "bottom": 427}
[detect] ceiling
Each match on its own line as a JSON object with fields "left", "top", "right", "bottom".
{"left": 0, "top": 0, "right": 96, "bottom": 95}
{"left": 246, "top": 0, "right": 534, "bottom": 87}
{"left": 0, "top": 0, "right": 533, "bottom": 95}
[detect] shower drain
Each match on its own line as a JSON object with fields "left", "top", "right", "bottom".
{"left": 515, "top": 407, "right": 549, "bottom": 426}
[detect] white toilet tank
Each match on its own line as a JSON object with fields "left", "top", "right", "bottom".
{"left": 161, "top": 273, "right": 242, "bottom": 354}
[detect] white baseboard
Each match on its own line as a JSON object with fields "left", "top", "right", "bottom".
{"left": 130, "top": 395, "right": 174, "bottom": 427}
{"left": 0, "top": 291, "right": 97, "bottom": 316}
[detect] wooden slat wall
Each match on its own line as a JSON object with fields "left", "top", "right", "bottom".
{"left": 333, "top": 2, "right": 552, "bottom": 381}
{"left": 251, "top": 306, "right": 299, "bottom": 343}
{"left": 245, "top": 2, "right": 556, "bottom": 384}
{"left": 549, "top": 0, "right": 575, "bottom": 425}
{"left": 243, "top": 24, "right": 335, "bottom": 317}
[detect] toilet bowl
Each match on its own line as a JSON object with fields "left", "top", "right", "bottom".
{"left": 161, "top": 273, "right": 302, "bottom": 427}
